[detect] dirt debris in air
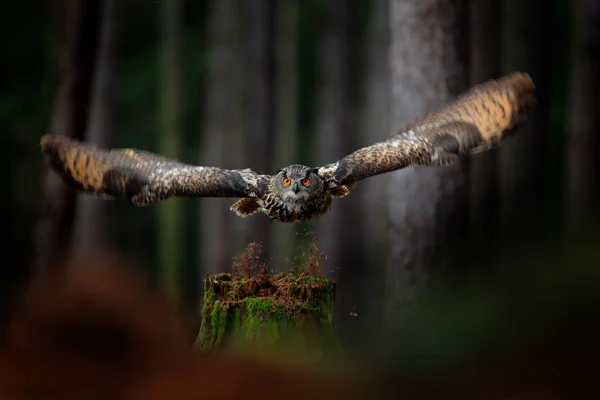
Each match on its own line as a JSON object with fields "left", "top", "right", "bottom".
{"left": 209, "top": 237, "right": 334, "bottom": 316}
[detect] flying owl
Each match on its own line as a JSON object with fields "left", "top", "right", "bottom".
{"left": 40, "top": 72, "right": 535, "bottom": 224}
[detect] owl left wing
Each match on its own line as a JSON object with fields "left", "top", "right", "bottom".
{"left": 41, "top": 134, "right": 271, "bottom": 206}
{"left": 318, "top": 72, "right": 536, "bottom": 188}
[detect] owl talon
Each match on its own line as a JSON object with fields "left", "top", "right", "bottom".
{"left": 230, "top": 198, "right": 262, "bottom": 218}
{"left": 330, "top": 185, "right": 352, "bottom": 198}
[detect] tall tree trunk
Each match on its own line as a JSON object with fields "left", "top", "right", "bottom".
{"left": 241, "top": 0, "right": 276, "bottom": 263}
{"left": 315, "top": 0, "right": 350, "bottom": 275}
{"left": 468, "top": 0, "right": 502, "bottom": 253}
{"left": 33, "top": 0, "right": 102, "bottom": 273}
{"left": 499, "top": 0, "right": 550, "bottom": 240}
{"left": 386, "top": 0, "right": 469, "bottom": 322}
{"left": 566, "top": 0, "right": 600, "bottom": 234}
{"left": 315, "top": 0, "right": 367, "bottom": 346}
{"left": 158, "top": 0, "right": 182, "bottom": 305}
{"left": 200, "top": 0, "right": 245, "bottom": 274}
{"left": 71, "top": 0, "right": 117, "bottom": 258}
{"left": 271, "top": 1, "right": 299, "bottom": 271}
{"left": 361, "top": 0, "right": 390, "bottom": 280}
{"left": 359, "top": 0, "right": 390, "bottom": 345}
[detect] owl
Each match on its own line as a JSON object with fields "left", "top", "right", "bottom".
{"left": 40, "top": 72, "right": 536, "bottom": 224}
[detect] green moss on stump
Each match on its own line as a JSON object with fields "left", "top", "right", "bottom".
{"left": 195, "top": 272, "right": 337, "bottom": 351}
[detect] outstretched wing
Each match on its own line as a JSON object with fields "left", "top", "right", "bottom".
{"left": 318, "top": 72, "right": 536, "bottom": 188}
{"left": 40, "top": 134, "right": 271, "bottom": 206}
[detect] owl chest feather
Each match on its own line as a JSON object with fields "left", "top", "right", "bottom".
{"left": 262, "top": 191, "right": 332, "bottom": 223}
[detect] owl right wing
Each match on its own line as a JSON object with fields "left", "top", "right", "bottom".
{"left": 317, "top": 72, "right": 536, "bottom": 188}
{"left": 40, "top": 134, "right": 271, "bottom": 206}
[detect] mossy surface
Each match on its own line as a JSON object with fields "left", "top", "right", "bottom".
{"left": 194, "top": 271, "right": 337, "bottom": 351}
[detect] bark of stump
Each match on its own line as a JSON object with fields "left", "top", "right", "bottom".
{"left": 194, "top": 272, "right": 338, "bottom": 352}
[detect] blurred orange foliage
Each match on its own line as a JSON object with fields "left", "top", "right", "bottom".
{"left": 0, "top": 254, "right": 365, "bottom": 399}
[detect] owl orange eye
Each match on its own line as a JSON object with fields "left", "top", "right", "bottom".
{"left": 301, "top": 177, "right": 311, "bottom": 186}
{"left": 282, "top": 177, "right": 291, "bottom": 186}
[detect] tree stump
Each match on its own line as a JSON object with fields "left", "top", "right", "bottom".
{"left": 194, "top": 271, "right": 338, "bottom": 352}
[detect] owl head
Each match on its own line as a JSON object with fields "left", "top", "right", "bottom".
{"left": 274, "top": 164, "right": 323, "bottom": 203}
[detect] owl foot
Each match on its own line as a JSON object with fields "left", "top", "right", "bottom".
{"left": 230, "top": 198, "right": 262, "bottom": 218}
{"left": 330, "top": 185, "right": 352, "bottom": 198}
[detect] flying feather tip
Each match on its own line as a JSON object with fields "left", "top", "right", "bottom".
{"left": 40, "top": 133, "right": 61, "bottom": 153}
{"left": 505, "top": 71, "right": 535, "bottom": 89}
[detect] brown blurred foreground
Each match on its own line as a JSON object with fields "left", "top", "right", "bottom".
{"left": 1, "top": 251, "right": 599, "bottom": 399}
{"left": 0, "top": 254, "right": 368, "bottom": 399}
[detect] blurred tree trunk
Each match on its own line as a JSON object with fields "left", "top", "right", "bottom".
{"left": 359, "top": 0, "right": 390, "bottom": 345}
{"left": 385, "top": 0, "right": 469, "bottom": 322}
{"left": 34, "top": 0, "right": 102, "bottom": 273}
{"left": 200, "top": 0, "right": 245, "bottom": 274}
{"left": 71, "top": 0, "right": 117, "bottom": 259}
{"left": 314, "top": 0, "right": 350, "bottom": 275}
{"left": 241, "top": 0, "right": 276, "bottom": 263}
{"left": 271, "top": 1, "right": 299, "bottom": 270}
{"left": 499, "top": 0, "right": 550, "bottom": 240}
{"left": 566, "top": 0, "right": 600, "bottom": 234}
{"left": 361, "top": 0, "right": 390, "bottom": 281}
{"left": 468, "top": 0, "right": 501, "bottom": 253}
{"left": 158, "top": 0, "right": 182, "bottom": 305}
{"left": 315, "top": 0, "right": 366, "bottom": 345}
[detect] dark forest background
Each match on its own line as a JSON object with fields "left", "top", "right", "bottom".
{"left": 2, "top": 0, "right": 600, "bottom": 365}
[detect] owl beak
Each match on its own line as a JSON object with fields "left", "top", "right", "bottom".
{"left": 293, "top": 182, "right": 299, "bottom": 194}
